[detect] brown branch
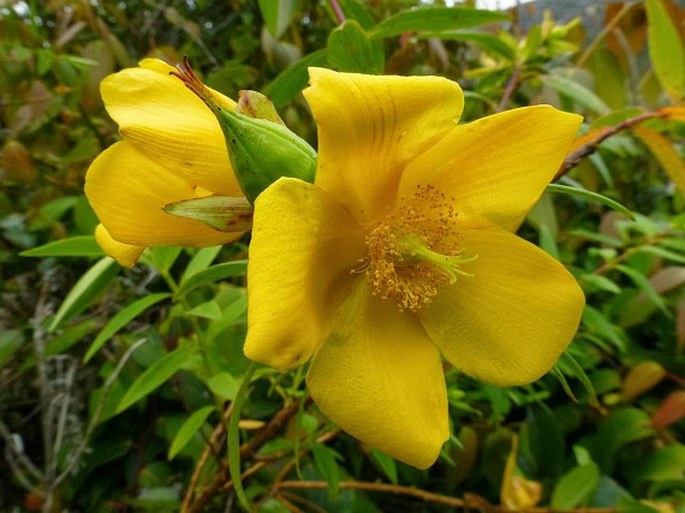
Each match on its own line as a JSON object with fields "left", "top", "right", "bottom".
{"left": 180, "top": 402, "right": 233, "bottom": 512}
{"left": 497, "top": 65, "right": 521, "bottom": 113}
{"left": 273, "top": 480, "right": 619, "bottom": 513}
{"left": 554, "top": 110, "right": 662, "bottom": 181}
{"left": 184, "top": 398, "right": 305, "bottom": 513}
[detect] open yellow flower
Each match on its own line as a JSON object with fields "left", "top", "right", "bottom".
{"left": 85, "top": 59, "right": 246, "bottom": 266}
{"left": 244, "top": 68, "right": 585, "bottom": 468}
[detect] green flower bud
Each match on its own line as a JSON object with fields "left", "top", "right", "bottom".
{"left": 173, "top": 60, "right": 317, "bottom": 204}
{"left": 218, "top": 109, "right": 317, "bottom": 204}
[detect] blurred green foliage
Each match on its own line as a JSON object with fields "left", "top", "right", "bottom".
{"left": 1, "top": 1, "right": 684, "bottom": 512}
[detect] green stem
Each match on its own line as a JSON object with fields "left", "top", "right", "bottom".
{"left": 228, "top": 361, "right": 259, "bottom": 511}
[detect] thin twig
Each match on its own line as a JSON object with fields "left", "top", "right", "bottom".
{"left": 497, "top": 65, "right": 521, "bottom": 112}
{"left": 52, "top": 338, "right": 148, "bottom": 488}
{"left": 185, "top": 398, "right": 304, "bottom": 513}
{"left": 273, "top": 481, "right": 619, "bottom": 513}
{"left": 576, "top": 1, "right": 636, "bottom": 68}
{"left": 554, "top": 110, "right": 661, "bottom": 181}
{"left": 328, "top": 0, "right": 346, "bottom": 24}
{"left": 181, "top": 402, "right": 233, "bottom": 511}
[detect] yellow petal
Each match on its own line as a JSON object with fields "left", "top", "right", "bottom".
{"left": 95, "top": 224, "right": 144, "bottom": 267}
{"left": 400, "top": 106, "right": 583, "bottom": 232}
{"left": 420, "top": 227, "right": 584, "bottom": 386}
{"left": 101, "top": 60, "right": 240, "bottom": 196}
{"left": 244, "top": 177, "right": 365, "bottom": 371}
{"left": 304, "top": 67, "right": 464, "bottom": 222}
{"left": 85, "top": 141, "right": 243, "bottom": 246}
{"left": 307, "top": 281, "right": 449, "bottom": 469}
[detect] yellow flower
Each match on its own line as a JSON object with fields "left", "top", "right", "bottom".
{"left": 85, "top": 59, "right": 246, "bottom": 267}
{"left": 244, "top": 68, "right": 585, "bottom": 468}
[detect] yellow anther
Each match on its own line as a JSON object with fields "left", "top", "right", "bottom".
{"left": 361, "top": 184, "right": 476, "bottom": 312}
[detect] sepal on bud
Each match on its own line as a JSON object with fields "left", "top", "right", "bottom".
{"left": 163, "top": 196, "right": 253, "bottom": 232}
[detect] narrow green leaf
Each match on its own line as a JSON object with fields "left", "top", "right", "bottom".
{"left": 552, "top": 462, "right": 601, "bottom": 509}
{"left": 646, "top": 0, "right": 685, "bottom": 102}
{"left": 84, "top": 293, "right": 170, "bottom": 363}
{"left": 547, "top": 184, "right": 635, "bottom": 220}
{"left": 369, "top": 7, "right": 508, "bottom": 39}
{"left": 637, "top": 245, "right": 685, "bottom": 265}
{"left": 168, "top": 405, "right": 215, "bottom": 460}
{"left": 207, "top": 372, "right": 241, "bottom": 400}
{"left": 148, "top": 246, "right": 182, "bottom": 274}
{"left": 187, "top": 300, "right": 223, "bottom": 320}
{"left": 580, "top": 274, "right": 622, "bottom": 295}
{"left": 20, "top": 236, "right": 103, "bottom": 258}
{"left": 337, "top": 0, "right": 375, "bottom": 29}
{"left": 0, "top": 330, "right": 23, "bottom": 367}
{"left": 259, "top": 0, "right": 300, "bottom": 39}
{"left": 175, "top": 261, "right": 247, "bottom": 297}
{"left": 181, "top": 247, "right": 223, "bottom": 283}
{"left": 557, "top": 351, "right": 598, "bottom": 406}
{"left": 116, "top": 346, "right": 193, "bottom": 414}
{"left": 47, "top": 319, "right": 100, "bottom": 356}
{"left": 311, "top": 444, "right": 341, "bottom": 498}
{"left": 370, "top": 449, "right": 398, "bottom": 484}
{"left": 542, "top": 74, "right": 612, "bottom": 115}
{"left": 420, "top": 29, "right": 515, "bottom": 60}
{"left": 327, "top": 20, "right": 384, "bottom": 74}
{"left": 49, "top": 257, "right": 119, "bottom": 332}
{"left": 264, "top": 49, "right": 328, "bottom": 108}
{"left": 228, "top": 361, "right": 259, "bottom": 511}
{"left": 615, "top": 265, "right": 670, "bottom": 316}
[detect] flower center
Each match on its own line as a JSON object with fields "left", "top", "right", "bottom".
{"left": 361, "top": 184, "right": 477, "bottom": 312}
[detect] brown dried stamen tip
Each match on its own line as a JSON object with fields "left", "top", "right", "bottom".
{"left": 169, "top": 56, "right": 214, "bottom": 108}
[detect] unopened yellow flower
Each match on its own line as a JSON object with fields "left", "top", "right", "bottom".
{"left": 85, "top": 59, "right": 245, "bottom": 266}
{"left": 244, "top": 68, "right": 585, "bottom": 468}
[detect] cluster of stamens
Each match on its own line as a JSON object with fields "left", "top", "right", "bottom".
{"left": 362, "top": 184, "right": 476, "bottom": 312}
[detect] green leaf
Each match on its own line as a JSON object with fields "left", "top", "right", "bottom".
{"left": 637, "top": 245, "right": 685, "bottom": 265}
{"left": 591, "top": 408, "right": 655, "bottom": 473}
{"left": 556, "top": 351, "right": 598, "bottom": 406}
{"left": 49, "top": 257, "right": 119, "bottom": 332}
{"left": 46, "top": 319, "right": 100, "bottom": 357}
{"left": 187, "top": 300, "right": 223, "bottom": 320}
{"left": 627, "top": 445, "right": 685, "bottom": 485}
{"left": 421, "top": 29, "right": 515, "bottom": 60}
{"left": 311, "top": 444, "right": 341, "bottom": 498}
{"left": 327, "top": 20, "right": 384, "bottom": 74}
{"left": 116, "top": 346, "right": 194, "bottom": 414}
{"left": 147, "top": 246, "right": 182, "bottom": 274}
{"left": 0, "top": 330, "right": 23, "bottom": 367}
{"left": 369, "top": 7, "right": 508, "bottom": 39}
{"left": 20, "top": 236, "right": 103, "bottom": 258}
{"left": 175, "top": 261, "right": 247, "bottom": 297}
{"left": 337, "top": 0, "right": 375, "bottom": 29}
{"left": 207, "top": 372, "right": 241, "bottom": 400}
{"left": 615, "top": 264, "right": 670, "bottom": 316}
{"left": 542, "top": 74, "right": 612, "bottom": 115}
{"left": 228, "top": 362, "right": 259, "bottom": 511}
{"left": 581, "top": 274, "right": 622, "bottom": 295}
{"left": 168, "top": 405, "right": 215, "bottom": 460}
{"left": 181, "top": 246, "right": 223, "bottom": 283}
{"left": 546, "top": 184, "right": 635, "bottom": 220}
{"left": 259, "top": 0, "right": 301, "bottom": 39}
{"left": 370, "top": 449, "right": 398, "bottom": 484}
{"left": 84, "top": 293, "right": 170, "bottom": 363}
{"left": 551, "top": 462, "right": 600, "bottom": 509}
{"left": 646, "top": 0, "right": 685, "bottom": 102}
{"left": 264, "top": 49, "right": 328, "bottom": 108}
